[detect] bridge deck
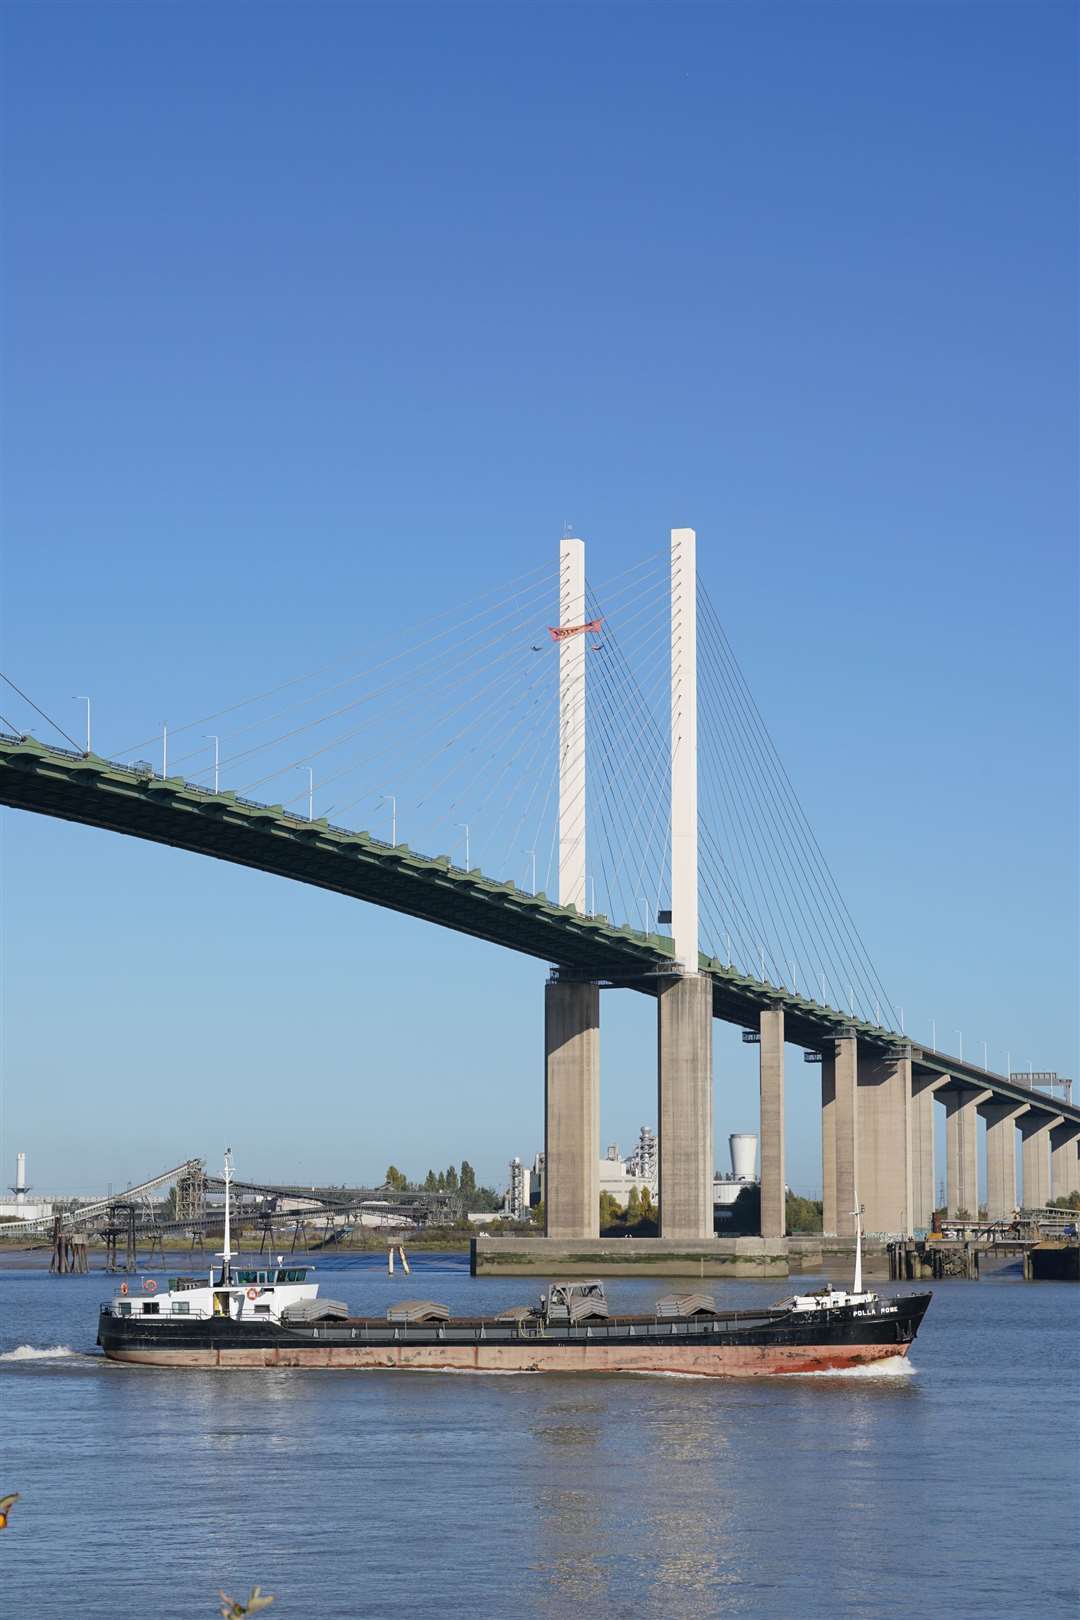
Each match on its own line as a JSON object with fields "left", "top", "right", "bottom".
{"left": 3, "top": 734, "right": 1076, "bottom": 1126}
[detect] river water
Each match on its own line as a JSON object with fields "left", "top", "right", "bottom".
{"left": 1, "top": 1253, "right": 1076, "bottom": 1619}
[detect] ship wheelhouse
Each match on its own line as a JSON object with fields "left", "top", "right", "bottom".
{"left": 105, "top": 1265, "right": 319, "bottom": 1323}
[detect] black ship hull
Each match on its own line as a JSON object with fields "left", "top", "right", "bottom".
{"left": 98, "top": 1292, "right": 931, "bottom": 1375}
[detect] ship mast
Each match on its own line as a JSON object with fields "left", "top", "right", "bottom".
{"left": 852, "top": 1196, "right": 864, "bottom": 1295}
{"left": 217, "top": 1148, "right": 235, "bottom": 1284}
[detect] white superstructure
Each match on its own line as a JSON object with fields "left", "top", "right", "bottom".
{"left": 102, "top": 1151, "right": 319, "bottom": 1327}
{"left": 104, "top": 1262, "right": 320, "bottom": 1325}
{"left": 780, "top": 1203, "right": 879, "bottom": 1313}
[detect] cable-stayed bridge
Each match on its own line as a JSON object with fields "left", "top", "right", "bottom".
{"left": 2, "top": 531, "right": 1076, "bottom": 1248}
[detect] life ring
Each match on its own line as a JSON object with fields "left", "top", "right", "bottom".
{"left": 143, "top": 1278, "right": 157, "bottom": 1293}
{"left": 119, "top": 1282, "right": 129, "bottom": 1296}
{"left": 246, "top": 1287, "right": 259, "bottom": 1301}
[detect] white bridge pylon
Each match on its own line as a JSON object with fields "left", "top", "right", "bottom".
{"left": 555, "top": 526, "right": 700, "bottom": 963}
{"left": 557, "top": 536, "right": 587, "bottom": 913}
{"left": 669, "top": 526, "right": 698, "bottom": 971}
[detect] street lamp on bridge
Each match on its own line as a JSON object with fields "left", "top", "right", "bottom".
{"left": 73, "top": 696, "right": 91, "bottom": 755}
{"left": 456, "top": 822, "right": 470, "bottom": 871}
{"left": 203, "top": 735, "right": 220, "bottom": 793}
{"left": 377, "top": 793, "right": 396, "bottom": 847}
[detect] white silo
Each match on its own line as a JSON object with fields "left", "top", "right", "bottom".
{"left": 729, "top": 1133, "right": 758, "bottom": 1182}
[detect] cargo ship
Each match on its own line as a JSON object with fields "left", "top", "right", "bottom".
{"left": 97, "top": 1156, "right": 931, "bottom": 1375}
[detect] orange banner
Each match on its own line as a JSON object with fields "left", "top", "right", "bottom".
{"left": 547, "top": 618, "right": 603, "bottom": 642}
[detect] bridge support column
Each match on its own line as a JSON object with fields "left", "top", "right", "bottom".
{"left": 821, "top": 1053, "right": 835, "bottom": 1235}
{"left": 1019, "top": 1113, "right": 1056, "bottom": 1210}
{"left": 657, "top": 973, "right": 713, "bottom": 1240}
{"left": 544, "top": 980, "right": 600, "bottom": 1239}
{"left": 857, "top": 1049, "right": 912, "bottom": 1237}
{"left": 945, "top": 1089, "right": 981, "bottom": 1218}
{"left": 821, "top": 1035, "right": 858, "bottom": 1237}
{"left": 911, "top": 1073, "right": 947, "bottom": 1230}
{"left": 981, "top": 1101, "right": 1026, "bottom": 1220}
{"left": 1050, "top": 1122, "right": 1080, "bottom": 1202}
{"left": 758, "top": 1008, "right": 785, "bottom": 1238}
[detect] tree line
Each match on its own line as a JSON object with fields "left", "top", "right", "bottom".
{"left": 593, "top": 1186, "right": 823, "bottom": 1236}
{"left": 383, "top": 1162, "right": 502, "bottom": 1210}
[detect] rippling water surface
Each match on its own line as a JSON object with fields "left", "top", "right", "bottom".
{"left": 2, "top": 1254, "right": 1076, "bottom": 1619}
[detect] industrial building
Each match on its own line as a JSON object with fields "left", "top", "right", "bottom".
{"left": 0, "top": 1151, "right": 54, "bottom": 1223}
{"left": 516, "top": 1127, "right": 759, "bottom": 1219}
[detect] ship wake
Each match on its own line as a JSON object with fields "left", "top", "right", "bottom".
{"left": 0, "top": 1344, "right": 79, "bottom": 1362}
{"left": 779, "top": 1355, "right": 917, "bottom": 1379}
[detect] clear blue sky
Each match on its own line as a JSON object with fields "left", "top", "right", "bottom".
{"left": 1, "top": 1, "right": 1075, "bottom": 1197}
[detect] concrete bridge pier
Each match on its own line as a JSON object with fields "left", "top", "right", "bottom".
{"left": 911, "top": 1072, "right": 948, "bottom": 1230}
{"left": 945, "top": 1088, "right": 986, "bottom": 1218}
{"left": 544, "top": 980, "right": 600, "bottom": 1239}
{"left": 758, "top": 1008, "right": 785, "bottom": 1238}
{"left": 821, "top": 1035, "right": 858, "bottom": 1237}
{"left": 857, "top": 1048, "right": 913, "bottom": 1236}
{"left": 657, "top": 973, "right": 713, "bottom": 1240}
{"left": 1020, "top": 1113, "right": 1057, "bottom": 1209}
{"left": 1050, "top": 1122, "right": 1080, "bottom": 1202}
{"left": 981, "top": 1099, "right": 1027, "bottom": 1219}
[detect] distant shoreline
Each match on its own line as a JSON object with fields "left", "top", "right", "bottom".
{"left": 0, "top": 1234, "right": 477, "bottom": 1270}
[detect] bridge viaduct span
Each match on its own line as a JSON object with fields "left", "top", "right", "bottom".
{"left": 2, "top": 531, "right": 1076, "bottom": 1245}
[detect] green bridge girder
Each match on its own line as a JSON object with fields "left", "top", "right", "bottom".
{"left": 3, "top": 732, "right": 1077, "bottom": 1125}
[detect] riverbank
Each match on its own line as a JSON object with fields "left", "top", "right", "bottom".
{"left": 0, "top": 1227, "right": 897, "bottom": 1277}
{"left": 0, "top": 1227, "right": 494, "bottom": 1269}
{"left": 472, "top": 1234, "right": 790, "bottom": 1277}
